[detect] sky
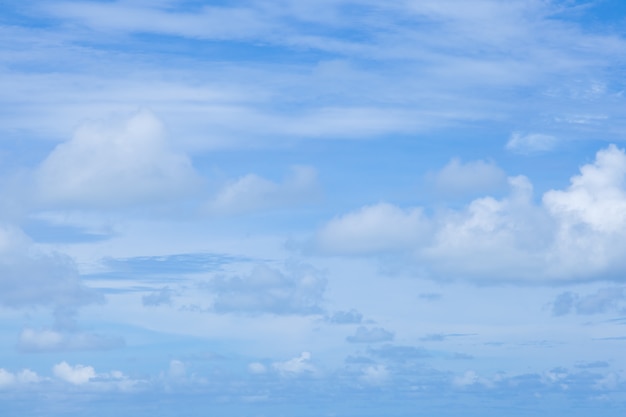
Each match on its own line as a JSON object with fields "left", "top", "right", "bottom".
{"left": 3, "top": 0, "right": 626, "bottom": 415}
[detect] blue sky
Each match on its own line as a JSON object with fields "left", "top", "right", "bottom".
{"left": 3, "top": 0, "right": 626, "bottom": 415}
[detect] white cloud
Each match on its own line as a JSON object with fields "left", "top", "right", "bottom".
{"left": 431, "top": 158, "right": 507, "bottom": 197}
{"left": 0, "top": 368, "right": 41, "bottom": 388}
{"left": 423, "top": 175, "right": 550, "bottom": 282}
{"left": 208, "top": 166, "right": 319, "bottom": 214}
{"left": 544, "top": 145, "right": 626, "bottom": 233}
{"left": 316, "top": 203, "right": 429, "bottom": 254}
{"left": 506, "top": 132, "right": 558, "bottom": 153}
{"left": 208, "top": 263, "right": 326, "bottom": 315}
{"left": 0, "top": 369, "right": 16, "bottom": 388}
{"left": 18, "top": 328, "right": 124, "bottom": 352}
{"left": 36, "top": 109, "right": 201, "bottom": 208}
{"left": 272, "top": 352, "right": 316, "bottom": 376}
{"left": 0, "top": 224, "right": 100, "bottom": 309}
{"left": 53, "top": 361, "right": 96, "bottom": 385}
{"left": 316, "top": 145, "right": 626, "bottom": 283}
{"left": 248, "top": 362, "right": 267, "bottom": 374}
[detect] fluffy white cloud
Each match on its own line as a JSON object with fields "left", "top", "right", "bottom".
{"left": 316, "top": 203, "right": 429, "bottom": 254}
{"left": 53, "top": 361, "right": 96, "bottom": 385}
{"left": 0, "top": 368, "right": 41, "bottom": 388}
{"left": 0, "top": 224, "right": 99, "bottom": 309}
{"left": 316, "top": 145, "right": 626, "bottom": 283}
{"left": 423, "top": 175, "right": 550, "bottom": 281}
{"left": 431, "top": 158, "right": 507, "bottom": 197}
{"left": 207, "top": 165, "right": 319, "bottom": 214}
{"left": 36, "top": 109, "right": 201, "bottom": 208}
{"left": 272, "top": 352, "right": 315, "bottom": 376}
{"left": 208, "top": 263, "right": 326, "bottom": 315}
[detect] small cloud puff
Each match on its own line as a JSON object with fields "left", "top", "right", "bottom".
{"left": 207, "top": 165, "right": 320, "bottom": 214}
{"left": 272, "top": 352, "right": 316, "bottom": 376}
{"left": 36, "top": 109, "right": 201, "bottom": 208}
{"left": 316, "top": 203, "right": 429, "bottom": 254}
{"left": 430, "top": 157, "right": 507, "bottom": 197}
{"left": 52, "top": 362, "right": 135, "bottom": 390}
{"left": 248, "top": 362, "right": 267, "bottom": 374}
{"left": 0, "top": 368, "right": 41, "bottom": 388}
{"left": 53, "top": 361, "right": 96, "bottom": 385}
{"left": 346, "top": 326, "right": 394, "bottom": 344}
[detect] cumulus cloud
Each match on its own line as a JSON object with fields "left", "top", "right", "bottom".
{"left": 53, "top": 362, "right": 96, "bottom": 385}
{"left": 0, "top": 368, "right": 41, "bottom": 388}
{"left": 316, "top": 203, "right": 429, "bottom": 254}
{"left": 18, "top": 328, "right": 124, "bottom": 352}
{"left": 207, "top": 263, "right": 326, "bottom": 315}
{"left": 0, "top": 224, "right": 100, "bottom": 309}
{"left": 346, "top": 326, "right": 394, "bottom": 344}
{"left": 36, "top": 109, "right": 200, "bottom": 208}
{"left": 506, "top": 132, "right": 558, "bottom": 153}
{"left": 430, "top": 158, "right": 507, "bottom": 197}
{"left": 316, "top": 145, "right": 626, "bottom": 283}
{"left": 207, "top": 165, "right": 320, "bottom": 214}
{"left": 272, "top": 352, "right": 315, "bottom": 376}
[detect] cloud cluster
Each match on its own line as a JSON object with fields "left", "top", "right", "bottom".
{"left": 53, "top": 362, "right": 96, "bottom": 385}
{"left": 207, "top": 263, "right": 326, "bottom": 315}
{"left": 316, "top": 145, "right": 626, "bottom": 283}
{"left": 51, "top": 361, "right": 137, "bottom": 391}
